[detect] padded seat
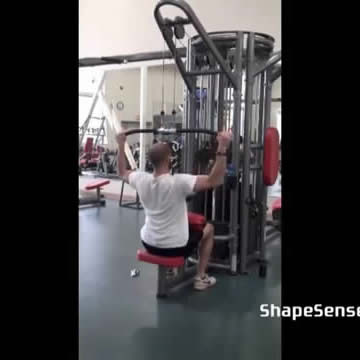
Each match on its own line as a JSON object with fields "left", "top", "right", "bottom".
{"left": 137, "top": 249, "right": 185, "bottom": 267}
{"left": 85, "top": 179, "right": 110, "bottom": 190}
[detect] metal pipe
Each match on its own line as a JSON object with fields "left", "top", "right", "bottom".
{"left": 187, "top": 257, "right": 231, "bottom": 270}
{"left": 239, "top": 32, "right": 255, "bottom": 274}
{"left": 209, "top": 74, "right": 216, "bottom": 131}
{"left": 187, "top": 69, "right": 222, "bottom": 76}
{"left": 252, "top": 51, "right": 282, "bottom": 77}
{"left": 188, "top": 88, "right": 197, "bottom": 173}
{"left": 251, "top": 144, "right": 264, "bottom": 150}
{"left": 154, "top": 4, "right": 193, "bottom": 91}
{"left": 199, "top": 75, "right": 204, "bottom": 134}
{"left": 154, "top": 0, "right": 237, "bottom": 89}
{"left": 271, "top": 64, "right": 281, "bottom": 83}
{"left": 139, "top": 66, "right": 148, "bottom": 171}
{"left": 183, "top": 40, "right": 191, "bottom": 173}
{"left": 124, "top": 128, "right": 217, "bottom": 136}
{"left": 211, "top": 189, "right": 216, "bottom": 221}
{"left": 258, "top": 69, "right": 273, "bottom": 267}
{"left": 79, "top": 48, "right": 187, "bottom": 67}
{"left": 254, "top": 73, "right": 265, "bottom": 252}
{"left": 229, "top": 31, "right": 244, "bottom": 273}
{"left": 217, "top": 74, "right": 225, "bottom": 130}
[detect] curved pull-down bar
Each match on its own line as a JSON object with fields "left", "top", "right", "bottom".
{"left": 124, "top": 128, "right": 217, "bottom": 137}
{"left": 154, "top": 0, "right": 237, "bottom": 92}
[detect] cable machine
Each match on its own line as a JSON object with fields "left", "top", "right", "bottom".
{"left": 154, "top": 0, "right": 281, "bottom": 276}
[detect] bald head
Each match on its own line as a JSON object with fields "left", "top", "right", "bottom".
{"left": 148, "top": 142, "right": 171, "bottom": 170}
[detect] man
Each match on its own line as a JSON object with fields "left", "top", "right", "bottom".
{"left": 116, "top": 130, "right": 232, "bottom": 291}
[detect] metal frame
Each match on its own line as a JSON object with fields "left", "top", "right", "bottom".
{"left": 79, "top": 49, "right": 187, "bottom": 67}
{"left": 79, "top": 187, "right": 106, "bottom": 208}
{"left": 154, "top": 0, "right": 237, "bottom": 92}
{"left": 153, "top": 0, "right": 281, "bottom": 277}
{"left": 119, "top": 179, "right": 143, "bottom": 210}
{"left": 156, "top": 261, "right": 197, "bottom": 298}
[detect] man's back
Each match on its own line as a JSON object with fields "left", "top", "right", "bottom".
{"left": 128, "top": 172, "right": 196, "bottom": 248}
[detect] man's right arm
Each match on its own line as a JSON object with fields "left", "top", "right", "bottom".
{"left": 193, "top": 131, "right": 232, "bottom": 192}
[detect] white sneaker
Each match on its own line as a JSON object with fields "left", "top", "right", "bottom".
{"left": 194, "top": 274, "right": 217, "bottom": 290}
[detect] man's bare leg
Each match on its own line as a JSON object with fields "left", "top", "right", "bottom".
{"left": 197, "top": 223, "right": 215, "bottom": 278}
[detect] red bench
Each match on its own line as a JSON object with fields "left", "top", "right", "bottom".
{"left": 79, "top": 179, "right": 110, "bottom": 208}
{"left": 85, "top": 179, "right": 110, "bottom": 191}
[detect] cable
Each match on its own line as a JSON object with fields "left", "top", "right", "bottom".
{"left": 172, "top": 39, "right": 177, "bottom": 118}
{"left": 161, "top": 40, "right": 166, "bottom": 127}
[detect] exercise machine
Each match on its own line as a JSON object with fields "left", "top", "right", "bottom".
{"left": 79, "top": 179, "right": 110, "bottom": 208}
{"left": 154, "top": 0, "right": 281, "bottom": 277}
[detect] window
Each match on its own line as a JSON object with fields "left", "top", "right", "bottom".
{"left": 79, "top": 69, "right": 108, "bottom": 145}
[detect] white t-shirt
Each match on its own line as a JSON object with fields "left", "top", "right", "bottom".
{"left": 128, "top": 171, "right": 197, "bottom": 248}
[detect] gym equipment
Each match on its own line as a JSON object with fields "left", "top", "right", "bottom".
{"left": 79, "top": 73, "right": 106, "bottom": 150}
{"left": 79, "top": 49, "right": 187, "bottom": 68}
{"left": 136, "top": 212, "right": 205, "bottom": 298}
{"left": 124, "top": 128, "right": 216, "bottom": 137}
{"left": 271, "top": 197, "right": 281, "bottom": 230}
{"left": 154, "top": 0, "right": 281, "bottom": 277}
{"left": 78, "top": 0, "right": 281, "bottom": 278}
{"left": 263, "top": 128, "right": 280, "bottom": 185}
{"left": 79, "top": 179, "right": 110, "bottom": 208}
{"left": 97, "top": 149, "right": 118, "bottom": 177}
{"left": 119, "top": 179, "right": 143, "bottom": 210}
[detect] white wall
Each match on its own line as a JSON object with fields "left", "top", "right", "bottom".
{"left": 101, "top": 64, "right": 184, "bottom": 147}
{"left": 105, "top": 68, "right": 140, "bottom": 123}
{"left": 79, "top": 0, "right": 281, "bottom": 58}
{"left": 147, "top": 64, "right": 184, "bottom": 118}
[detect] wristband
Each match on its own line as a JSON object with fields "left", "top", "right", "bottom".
{"left": 216, "top": 152, "right": 227, "bottom": 157}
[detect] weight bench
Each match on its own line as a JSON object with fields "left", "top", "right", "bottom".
{"left": 136, "top": 212, "right": 206, "bottom": 298}
{"left": 79, "top": 179, "right": 110, "bottom": 208}
{"left": 137, "top": 249, "right": 197, "bottom": 298}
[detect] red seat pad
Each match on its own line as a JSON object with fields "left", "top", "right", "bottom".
{"left": 263, "top": 127, "right": 280, "bottom": 186}
{"left": 188, "top": 212, "right": 206, "bottom": 232}
{"left": 137, "top": 249, "right": 185, "bottom": 267}
{"left": 85, "top": 179, "right": 110, "bottom": 190}
{"left": 272, "top": 197, "right": 281, "bottom": 211}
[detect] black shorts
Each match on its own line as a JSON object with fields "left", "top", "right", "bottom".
{"left": 142, "top": 227, "right": 203, "bottom": 258}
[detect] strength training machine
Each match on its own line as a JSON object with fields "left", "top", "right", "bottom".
{"left": 152, "top": 0, "right": 281, "bottom": 277}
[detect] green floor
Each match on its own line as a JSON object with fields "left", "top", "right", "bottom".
{"left": 79, "top": 201, "right": 281, "bottom": 360}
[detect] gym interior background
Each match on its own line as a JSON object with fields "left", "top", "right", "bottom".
{"left": 79, "top": 0, "right": 281, "bottom": 359}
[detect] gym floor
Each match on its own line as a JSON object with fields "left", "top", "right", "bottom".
{"left": 79, "top": 201, "right": 281, "bottom": 360}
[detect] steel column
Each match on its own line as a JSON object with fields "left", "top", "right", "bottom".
{"left": 239, "top": 33, "right": 255, "bottom": 274}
